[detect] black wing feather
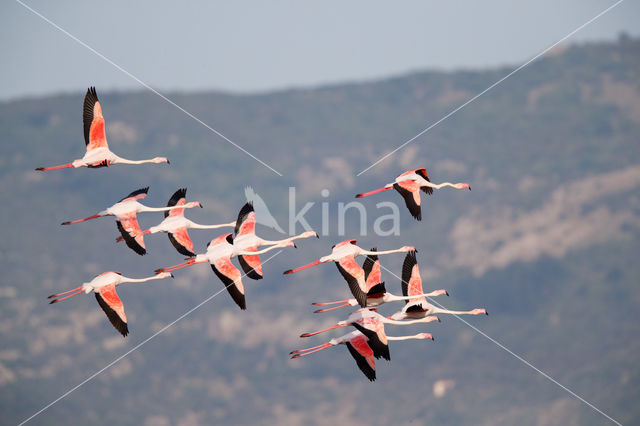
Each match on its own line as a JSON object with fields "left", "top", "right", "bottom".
{"left": 416, "top": 169, "right": 434, "bottom": 195}
{"left": 116, "top": 221, "right": 146, "bottom": 255}
{"left": 210, "top": 264, "right": 246, "bottom": 310}
{"left": 94, "top": 293, "right": 129, "bottom": 337}
{"left": 350, "top": 322, "right": 390, "bottom": 361}
{"left": 335, "top": 262, "right": 367, "bottom": 308}
{"left": 362, "top": 247, "right": 377, "bottom": 282}
{"left": 118, "top": 187, "right": 149, "bottom": 203}
{"left": 167, "top": 232, "right": 195, "bottom": 257}
{"left": 234, "top": 202, "right": 254, "bottom": 236}
{"left": 345, "top": 342, "right": 376, "bottom": 381}
{"left": 165, "top": 188, "right": 187, "bottom": 218}
{"left": 237, "top": 255, "right": 263, "bottom": 280}
{"left": 401, "top": 251, "right": 418, "bottom": 303}
{"left": 83, "top": 87, "right": 99, "bottom": 146}
{"left": 393, "top": 183, "right": 421, "bottom": 221}
{"left": 366, "top": 282, "right": 386, "bottom": 298}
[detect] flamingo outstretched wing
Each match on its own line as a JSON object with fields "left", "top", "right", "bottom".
{"left": 234, "top": 202, "right": 263, "bottom": 279}
{"left": 401, "top": 251, "right": 427, "bottom": 311}
{"left": 167, "top": 227, "right": 195, "bottom": 257}
{"left": 414, "top": 168, "right": 434, "bottom": 195}
{"left": 95, "top": 284, "right": 128, "bottom": 337}
{"left": 350, "top": 318, "right": 390, "bottom": 361}
{"left": 362, "top": 248, "right": 386, "bottom": 297}
{"left": 165, "top": 188, "right": 187, "bottom": 218}
{"left": 393, "top": 181, "right": 422, "bottom": 221}
{"left": 345, "top": 334, "right": 376, "bottom": 381}
{"left": 336, "top": 256, "right": 367, "bottom": 308}
{"left": 118, "top": 187, "right": 149, "bottom": 203}
{"left": 211, "top": 256, "right": 246, "bottom": 310}
{"left": 83, "top": 87, "right": 109, "bottom": 153}
{"left": 116, "top": 212, "right": 146, "bottom": 255}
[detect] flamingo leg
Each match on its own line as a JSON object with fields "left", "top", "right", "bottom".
{"left": 355, "top": 186, "right": 393, "bottom": 198}
{"left": 312, "top": 299, "right": 351, "bottom": 306}
{"left": 47, "top": 285, "right": 83, "bottom": 299}
{"left": 49, "top": 289, "right": 84, "bottom": 304}
{"left": 36, "top": 163, "right": 74, "bottom": 171}
{"left": 300, "top": 323, "right": 345, "bottom": 338}
{"left": 283, "top": 259, "right": 322, "bottom": 275}
{"left": 289, "top": 342, "right": 330, "bottom": 355}
{"left": 155, "top": 258, "right": 205, "bottom": 273}
{"left": 291, "top": 344, "right": 332, "bottom": 358}
{"left": 61, "top": 214, "right": 101, "bottom": 226}
{"left": 314, "top": 303, "right": 351, "bottom": 313}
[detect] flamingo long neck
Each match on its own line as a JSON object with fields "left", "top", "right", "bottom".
{"left": 119, "top": 274, "right": 165, "bottom": 284}
{"left": 387, "top": 334, "right": 428, "bottom": 341}
{"left": 238, "top": 244, "right": 286, "bottom": 257}
{"left": 260, "top": 232, "right": 312, "bottom": 245}
{"left": 190, "top": 221, "right": 236, "bottom": 230}
{"left": 432, "top": 307, "right": 475, "bottom": 315}
{"left": 381, "top": 316, "right": 432, "bottom": 325}
{"left": 430, "top": 182, "right": 465, "bottom": 190}
{"left": 361, "top": 247, "right": 405, "bottom": 256}
{"left": 112, "top": 158, "right": 158, "bottom": 165}
{"left": 139, "top": 204, "right": 197, "bottom": 213}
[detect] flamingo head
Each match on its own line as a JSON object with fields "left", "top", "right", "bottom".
{"left": 417, "top": 333, "right": 434, "bottom": 341}
{"left": 187, "top": 201, "right": 203, "bottom": 208}
{"left": 278, "top": 240, "right": 296, "bottom": 249}
{"left": 456, "top": 183, "right": 471, "bottom": 190}
{"left": 424, "top": 315, "right": 440, "bottom": 323}
{"left": 301, "top": 230, "right": 319, "bottom": 239}
{"left": 472, "top": 308, "right": 488, "bottom": 315}
{"left": 153, "top": 157, "right": 170, "bottom": 164}
{"left": 402, "top": 246, "right": 416, "bottom": 253}
{"left": 435, "top": 289, "right": 449, "bottom": 297}
{"left": 157, "top": 272, "right": 174, "bottom": 279}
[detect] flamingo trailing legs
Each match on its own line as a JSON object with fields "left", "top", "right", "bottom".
{"left": 36, "top": 87, "right": 169, "bottom": 170}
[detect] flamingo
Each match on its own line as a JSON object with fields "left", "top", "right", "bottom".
{"left": 62, "top": 187, "right": 201, "bottom": 255}
{"left": 299, "top": 307, "right": 437, "bottom": 361}
{"left": 283, "top": 239, "right": 415, "bottom": 307}
{"left": 36, "top": 87, "right": 169, "bottom": 171}
{"left": 48, "top": 271, "right": 173, "bottom": 337}
{"left": 290, "top": 330, "right": 433, "bottom": 381}
{"left": 355, "top": 168, "right": 470, "bottom": 220}
{"left": 115, "top": 188, "right": 235, "bottom": 256}
{"left": 155, "top": 233, "right": 294, "bottom": 310}
{"left": 233, "top": 202, "right": 317, "bottom": 280}
{"left": 390, "top": 251, "right": 488, "bottom": 320}
{"left": 311, "top": 248, "right": 448, "bottom": 312}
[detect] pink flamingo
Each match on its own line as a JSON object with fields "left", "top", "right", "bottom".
{"left": 233, "top": 202, "right": 317, "bottom": 280}
{"left": 62, "top": 187, "right": 201, "bottom": 255}
{"left": 300, "top": 307, "right": 437, "bottom": 361}
{"left": 312, "top": 248, "right": 448, "bottom": 312}
{"left": 48, "top": 271, "right": 173, "bottom": 337}
{"left": 116, "top": 188, "right": 235, "bottom": 256}
{"left": 390, "top": 251, "right": 488, "bottom": 320}
{"left": 36, "top": 87, "right": 169, "bottom": 171}
{"left": 155, "top": 233, "right": 294, "bottom": 310}
{"left": 283, "top": 240, "right": 415, "bottom": 307}
{"left": 290, "top": 330, "right": 433, "bottom": 381}
{"left": 355, "top": 168, "right": 470, "bottom": 220}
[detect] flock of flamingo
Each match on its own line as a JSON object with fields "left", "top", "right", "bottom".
{"left": 39, "top": 87, "right": 486, "bottom": 381}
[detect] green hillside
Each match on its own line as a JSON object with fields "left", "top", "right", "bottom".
{"left": 1, "top": 36, "right": 639, "bottom": 425}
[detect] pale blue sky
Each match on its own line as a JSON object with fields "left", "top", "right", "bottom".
{"left": 1, "top": 0, "right": 639, "bottom": 101}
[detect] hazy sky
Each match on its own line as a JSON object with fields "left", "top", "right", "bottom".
{"left": 2, "top": 0, "right": 639, "bottom": 101}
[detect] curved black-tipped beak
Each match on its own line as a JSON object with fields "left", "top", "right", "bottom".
{"left": 445, "top": 291, "right": 449, "bottom": 297}
{"left": 485, "top": 311, "right": 489, "bottom": 315}
{"left": 293, "top": 243, "right": 297, "bottom": 249}
{"left": 166, "top": 160, "right": 171, "bottom": 165}
{"left": 315, "top": 233, "right": 319, "bottom": 239}
{"left": 170, "top": 273, "right": 175, "bottom": 278}
{"left": 468, "top": 185, "right": 471, "bottom": 191}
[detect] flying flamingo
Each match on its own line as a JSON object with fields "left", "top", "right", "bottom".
{"left": 62, "top": 187, "right": 201, "bottom": 255}
{"left": 283, "top": 239, "right": 415, "bottom": 307}
{"left": 355, "top": 168, "right": 470, "bottom": 220}
{"left": 233, "top": 202, "right": 318, "bottom": 280}
{"left": 116, "top": 188, "right": 235, "bottom": 256}
{"left": 311, "top": 248, "right": 448, "bottom": 312}
{"left": 300, "top": 307, "right": 437, "bottom": 361}
{"left": 48, "top": 271, "right": 173, "bottom": 337}
{"left": 155, "top": 233, "right": 294, "bottom": 310}
{"left": 36, "top": 87, "right": 169, "bottom": 171}
{"left": 290, "top": 330, "right": 434, "bottom": 381}
{"left": 390, "top": 251, "right": 488, "bottom": 320}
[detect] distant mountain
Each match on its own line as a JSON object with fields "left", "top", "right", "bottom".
{"left": 1, "top": 36, "right": 639, "bottom": 425}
